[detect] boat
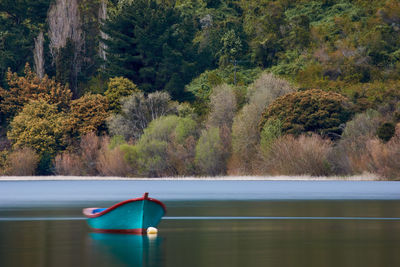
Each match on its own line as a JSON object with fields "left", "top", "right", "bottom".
{"left": 83, "top": 192, "right": 166, "bottom": 234}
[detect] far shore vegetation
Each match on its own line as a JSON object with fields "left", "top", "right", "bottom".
{"left": 0, "top": 0, "right": 399, "bottom": 179}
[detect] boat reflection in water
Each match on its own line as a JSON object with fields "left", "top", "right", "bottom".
{"left": 89, "top": 233, "right": 163, "bottom": 267}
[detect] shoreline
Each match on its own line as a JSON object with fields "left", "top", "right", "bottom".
{"left": 0, "top": 174, "right": 382, "bottom": 181}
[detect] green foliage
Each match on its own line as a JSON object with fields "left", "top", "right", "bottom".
{"left": 103, "top": 0, "right": 202, "bottom": 100}
{"left": 230, "top": 103, "right": 261, "bottom": 174}
{"left": 260, "top": 119, "right": 282, "bottom": 153}
{"left": 239, "top": 0, "right": 285, "bottom": 67}
{"left": 104, "top": 77, "right": 139, "bottom": 113}
{"left": 377, "top": 122, "right": 396, "bottom": 143}
{"left": 342, "top": 109, "right": 381, "bottom": 140}
{"left": 260, "top": 89, "right": 353, "bottom": 137}
{"left": 0, "top": 0, "right": 51, "bottom": 86}
{"left": 120, "top": 115, "right": 198, "bottom": 176}
{"left": 207, "top": 84, "right": 236, "bottom": 129}
{"left": 140, "top": 116, "right": 184, "bottom": 143}
{"left": 141, "top": 115, "right": 198, "bottom": 175}
{"left": 346, "top": 81, "right": 400, "bottom": 111}
{"left": 37, "top": 151, "right": 52, "bottom": 175}
{"left": 218, "top": 29, "right": 243, "bottom": 66}
{"left": 0, "top": 150, "right": 8, "bottom": 174}
{"left": 238, "top": 0, "right": 400, "bottom": 105}
{"left": 54, "top": 39, "right": 78, "bottom": 94}
{"left": 81, "top": 74, "right": 108, "bottom": 95}
{"left": 229, "top": 72, "right": 294, "bottom": 174}
{"left": 134, "top": 139, "right": 169, "bottom": 177}
{"left": 186, "top": 66, "right": 261, "bottom": 117}
{"left": 1, "top": 0, "right": 400, "bottom": 178}
{"left": 270, "top": 50, "right": 307, "bottom": 77}
{"left": 175, "top": 117, "right": 198, "bottom": 144}
{"left": 7, "top": 100, "right": 67, "bottom": 156}
{"left": 78, "top": 0, "right": 106, "bottom": 87}
{"left": 188, "top": 0, "right": 246, "bottom": 66}
{"left": 109, "top": 135, "right": 126, "bottom": 150}
{"left": 107, "top": 91, "right": 177, "bottom": 141}
{"left": 177, "top": 102, "right": 197, "bottom": 119}
{"left": 120, "top": 144, "right": 138, "bottom": 169}
{"left": 137, "top": 115, "right": 198, "bottom": 144}
{"left": 195, "top": 127, "right": 225, "bottom": 175}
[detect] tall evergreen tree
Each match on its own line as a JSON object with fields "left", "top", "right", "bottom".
{"left": 102, "top": 0, "right": 202, "bottom": 100}
{"left": 0, "top": 0, "right": 51, "bottom": 87}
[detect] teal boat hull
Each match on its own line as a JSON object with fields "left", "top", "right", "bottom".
{"left": 83, "top": 193, "right": 166, "bottom": 234}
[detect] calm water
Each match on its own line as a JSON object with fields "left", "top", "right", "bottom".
{"left": 0, "top": 180, "right": 400, "bottom": 267}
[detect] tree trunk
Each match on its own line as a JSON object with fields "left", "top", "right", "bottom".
{"left": 98, "top": 0, "right": 108, "bottom": 63}
{"left": 33, "top": 31, "right": 45, "bottom": 79}
{"left": 48, "top": 0, "right": 83, "bottom": 96}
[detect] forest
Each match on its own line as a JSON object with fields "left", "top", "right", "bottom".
{"left": 0, "top": 0, "right": 399, "bottom": 178}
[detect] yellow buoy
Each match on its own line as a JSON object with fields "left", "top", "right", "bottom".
{"left": 147, "top": 227, "right": 158, "bottom": 235}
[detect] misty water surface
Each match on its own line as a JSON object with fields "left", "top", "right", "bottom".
{"left": 0, "top": 180, "right": 399, "bottom": 267}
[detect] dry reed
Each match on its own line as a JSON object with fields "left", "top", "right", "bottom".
{"left": 7, "top": 148, "right": 39, "bottom": 176}
{"left": 256, "top": 134, "right": 333, "bottom": 176}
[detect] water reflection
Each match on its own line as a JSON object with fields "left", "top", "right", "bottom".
{"left": 89, "top": 233, "right": 163, "bottom": 267}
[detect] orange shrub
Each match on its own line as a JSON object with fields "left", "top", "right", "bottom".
{"left": 65, "top": 94, "right": 109, "bottom": 137}
{"left": 0, "top": 64, "right": 72, "bottom": 120}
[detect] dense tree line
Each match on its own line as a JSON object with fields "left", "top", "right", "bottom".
{"left": 0, "top": 0, "right": 399, "bottom": 178}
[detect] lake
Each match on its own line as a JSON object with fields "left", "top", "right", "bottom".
{"left": 0, "top": 180, "right": 400, "bottom": 267}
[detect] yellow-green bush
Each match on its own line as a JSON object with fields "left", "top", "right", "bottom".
{"left": 195, "top": 127, "right": 226, "bottom": 176}
{"left": 120, "top": 115, "right": 198, "bottom": 177}
{"left": 104, "top": 77, "right": 139, "bottom": 113}
{"left": 230, "top": 73, "right": 294, "bottom": 174}
{"left": 0, "top": 150, "right": 8, "bottom": 175}
{"left": 65, "top": 93, "right": 109, "bottom": 137}
{"left": 7, "top": 100, "right": 67, "bottom": 155}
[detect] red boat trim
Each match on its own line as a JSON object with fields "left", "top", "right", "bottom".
{"left": 91, "top": 228, "right": 146, "bottom": 234}
{"left": 83, "top": 192, "right": 167, "bottom": 218}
